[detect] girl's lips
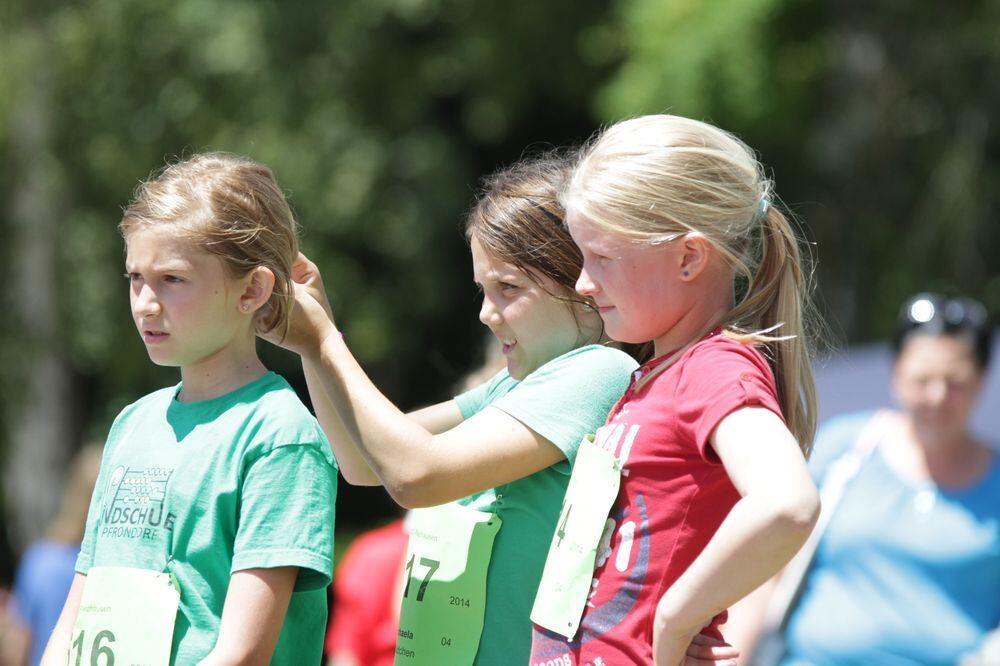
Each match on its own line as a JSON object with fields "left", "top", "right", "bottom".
{"left": 142, "top": 331, "right": 169, "bottom": 344}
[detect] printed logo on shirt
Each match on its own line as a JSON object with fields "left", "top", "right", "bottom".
{"left": 593, "top": 421, "right": 641, "bottom": 473}
{"left": 99, "top": 466, "right": 176, "bottom": 541}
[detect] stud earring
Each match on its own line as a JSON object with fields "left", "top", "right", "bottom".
{"left": 241, "top": 304, "right": 250, "bottom": 312}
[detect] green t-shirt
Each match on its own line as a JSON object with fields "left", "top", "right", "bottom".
{"left": 77, "top": 371, "right": 338, "bottom": 665}
{"left": 453, "top": 344, "right": 637, "bottom": 666}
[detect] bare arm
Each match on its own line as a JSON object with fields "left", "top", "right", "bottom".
{"left": 652, "top": 407, "right": 820, "bottom": 666}
{"left": 275, "top": 254, "right": 471, "bottom": 490}
{"left": 306, "top": 328, "right": 563, "bottom": 507}
{"left": 275, "top": 254, "right": 565, "bottom": 508}
{"left": 303, "top": 358, "right": 380, "bottom": 486}
{"left": 39, "top": 573, "right": 86, "bottom": 666}
{"left": 198, "top": 567, "right": 297, "bottom": 666}
{"left": 719, "top": 576, "right": 779, "bottom": 663}
{"left": 408, "top": 400, "right": 465, "bottom": 434}
{"left": 304, "top": 356, "right": 464, "bottom": 487}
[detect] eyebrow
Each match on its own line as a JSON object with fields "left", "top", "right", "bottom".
{"left": 124, "top": 260, "right": 195, "bottom": 273}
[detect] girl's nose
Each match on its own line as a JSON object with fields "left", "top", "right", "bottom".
{"left": 479, "top": 295, "right": 502, "bottom": 327}
{"left": 576, "top": 266, "right": 598, "bottom": 296}
{"left": 133, "top": 284, "right": 161, "bottom": 317}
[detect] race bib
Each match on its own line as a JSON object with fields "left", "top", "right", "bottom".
{"left": 530, "top": 437, "right": 621, "bottom": 638}
{"left": 394, "top": 504, "right": 502, "bottom": 666}
{"left": 69, "top": 566, "right": 180, "bottom": 666}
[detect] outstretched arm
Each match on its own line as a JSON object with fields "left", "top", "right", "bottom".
{"left": 272, "top": 253, "right": 564, "bottom": 508}
{"left": 652, "top": 407, "right": 819, "bottom": 666}
{"left": 271, "top": 255, "right": 465, "bottom": 487}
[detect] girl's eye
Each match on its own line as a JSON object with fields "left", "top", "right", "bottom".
{"left": 163, "top": 275, "right": 184, "bottom": 284}
{"left": 124, "top": 272, "right": 140, "bottom": 283}
{"left": 499, "top": 282, "right": 519, "bottom": 291}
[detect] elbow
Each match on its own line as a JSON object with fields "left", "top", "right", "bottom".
{"left": 766, "top": 485, "right": 821, "bottom": 543}
{"left": 383, "top": 466, "right": 440, "bottom": 510}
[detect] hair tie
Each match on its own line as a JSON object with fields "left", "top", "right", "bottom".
{"left": 757, "top": 195, "right": 771, "bottom": 221}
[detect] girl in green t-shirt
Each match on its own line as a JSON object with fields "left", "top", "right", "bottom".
{"left": 42, "top": 153, "right": 337, "bottom": 666}
{"left": 269, "top": 153, "right": 639, "bottom": 665}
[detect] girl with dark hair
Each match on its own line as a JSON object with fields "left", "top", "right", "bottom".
{"left": 270, "top": 154, "right": 638, "bottom": 665}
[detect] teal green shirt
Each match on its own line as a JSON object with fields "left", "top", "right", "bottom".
{"left": 77, "top": 372, "right": 338, "bottom": 665}
{"left": 454, "top": 344, "right": 637, "bottom": 666}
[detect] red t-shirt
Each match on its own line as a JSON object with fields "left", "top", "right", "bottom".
{"left": 530, "top": 332, "right": 783, "bottom": 666}
{"left": 325, "top": 519, "right": 407, "bottom": 666}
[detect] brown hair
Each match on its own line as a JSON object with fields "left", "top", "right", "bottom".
{"left": 120, "top": 152, "right": 299, "bottom": 337}
{"left": 465, "top": 152, "right": 587, "bottom": 306}
{"left": 566, "top": 115, "right": 817, "bottom": 451}
{"left": 466, "top": 152, "right": 653, "bottom": 362}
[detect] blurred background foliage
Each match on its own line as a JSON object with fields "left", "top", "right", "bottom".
{"left": 1, "top": 0, "right": 998, "bottom": 577}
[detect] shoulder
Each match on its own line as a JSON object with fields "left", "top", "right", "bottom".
{"left": 242, "top": 374, "right": 334, "bottom": 465}
{"left": 684, "top": 334, "right": 773, "bottom": 376}
{"left": 525, "top": 344, "right": 638, "bottom": 386}
{"left": 104, "top": 386, "right": 178, "bottom": 445}
{"left": 115, "top": 385, "right": 177, "bottom": 421}
{"left": 666, "top": 334, "right": 776, "bottom": 401}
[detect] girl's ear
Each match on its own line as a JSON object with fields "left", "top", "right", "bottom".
{"left": 677, "top": 233, "right": 712, "bottom": 282}
{"left": 238, "top": 266, "right": 276, "bottom": 314}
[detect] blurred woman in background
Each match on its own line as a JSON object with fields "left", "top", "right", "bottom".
{"left": 732, "top": 292, "right": 1000, "bottom": 665}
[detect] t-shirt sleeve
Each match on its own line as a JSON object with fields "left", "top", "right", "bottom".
{"left": 454, "top": 369, "right": 513, "bottom": 419}
{"left": 232, "top": 442, "right": 337, "bottom": 591}
{"left": 676, "top": 340, "right": 784, "bottom": 463}
{"left": 487, "top": 347, "right": 637, "bottom": 472}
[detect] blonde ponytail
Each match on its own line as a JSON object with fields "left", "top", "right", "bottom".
{"left": 723, "top": 204, "right": 817, "bottom": 453}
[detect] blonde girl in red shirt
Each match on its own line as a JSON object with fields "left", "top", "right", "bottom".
{"left": 528, "top": 115, "right": 821, "bottom": 666}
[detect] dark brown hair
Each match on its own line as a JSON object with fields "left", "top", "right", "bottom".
{"left": 465, "top": 152, "right": 652, "bottom": 362}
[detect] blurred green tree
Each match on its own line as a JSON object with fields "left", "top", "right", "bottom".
{"left": 0, "top": 0, "right": 616, "bottom": 552}
{"left": 594, "top": 0, "right": 1000, "bottom": 344}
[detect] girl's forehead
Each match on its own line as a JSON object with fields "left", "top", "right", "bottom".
{"left": 566, "top": 209, "right": 628, "bottom": 248}
{"left": 470, "top": 236, "right": 523, "bottom": 277}
{"left": 125, "top": 227, "right": 209, "bottom": 266}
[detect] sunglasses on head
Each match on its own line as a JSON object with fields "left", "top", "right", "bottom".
{"left": 899, "top": 293, "right": 988, "bottom": 333}
{"left": 895, "top": 292, "right": 993, "bottom": 368}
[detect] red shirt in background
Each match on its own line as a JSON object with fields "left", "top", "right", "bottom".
{"left": 530, "top": 332, "right": 783, "bottom": 665}
{"left": 326, "top": 519, "right": 407, "bottom": 666}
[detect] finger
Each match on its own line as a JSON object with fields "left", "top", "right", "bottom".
{"left": 685, "top": 645, "right": 740, "bottom": 660}
{"left": 291, "top": 252, "right": 318, "bottom": 281}
{"left": 683, "top": 657, "right": 738, "bottom": 666}
{"left": 685, "top": 635, "right": 739, "bottom": 660}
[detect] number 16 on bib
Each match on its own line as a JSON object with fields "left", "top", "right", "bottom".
{"left": 69, "top": 566, "right": 181, "bottom": 666}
